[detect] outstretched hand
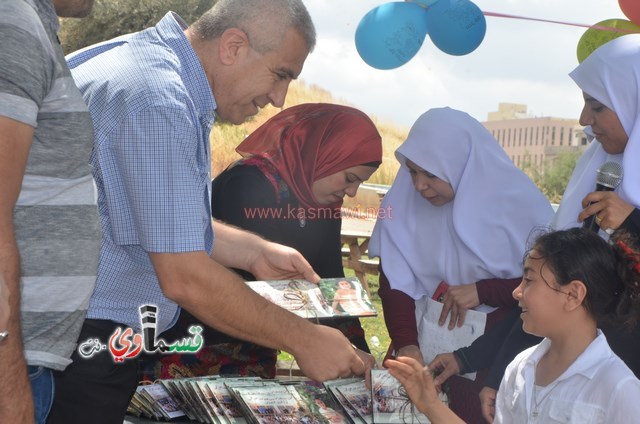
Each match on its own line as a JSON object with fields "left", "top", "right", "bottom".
{"left": 439, "top": 283, "right": 480, "bottom": 329}
{"left": 249, "top": 241, "right": 321, "bottom": 283}
{"left": 385, "top": 356, "right": 465, "bottom": 424}
{"left": 292, "top": 325, "right": 365, "bottom": 382}
{"left": 385, "top": 356, "right": 438, "bottom": 414}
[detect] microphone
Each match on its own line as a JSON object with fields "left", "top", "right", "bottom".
{"left": 583, "top": 161, "right": 623, "bottom": 232}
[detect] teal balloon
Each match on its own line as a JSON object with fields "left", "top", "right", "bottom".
{"left": 426, "top": 0, "right": 486, "bottom": 55}
{"left": 355, "top": 2, "right": 429, "bottom": 70}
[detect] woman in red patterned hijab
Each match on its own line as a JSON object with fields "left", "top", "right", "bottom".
{"left": 236, "top": 103, "right": 383, "bottom": 210}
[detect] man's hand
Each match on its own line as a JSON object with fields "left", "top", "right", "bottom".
{"left": 210, "top": 221, "right": 321, "bottom": 283}
{"left": 428, "top": 352, "right": 461, "bottom": 387}
{"left": 249, "top": 240, "right": 320, "bottom": 283}
{"left": 439, "top": 283, "right": 479, "bottom": 329}
{"left": 356, "top": 348, "right": 377, "bottom": 388}
{"left": 291, "top": 325, "right": 365, "bottom": 382}
{"left": 479, "top": 386, "right": 497, "bottom": 423}
{"left": 579, "top": 191, "right": 634, "bottom": 232}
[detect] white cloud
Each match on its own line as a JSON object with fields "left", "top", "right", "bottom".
{"left": 301, "top": 0, "right": 626, "bottom": 127}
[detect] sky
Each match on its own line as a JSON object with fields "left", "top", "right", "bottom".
{"left": 300, "top": 0, "right": 627, "bottom": 128}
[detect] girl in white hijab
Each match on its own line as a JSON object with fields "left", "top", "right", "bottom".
{"left": 553, "top": 34, "right": 640, "bottom": 232}
{"left": 369, "top": 107, "right": 553, "bottom": 423}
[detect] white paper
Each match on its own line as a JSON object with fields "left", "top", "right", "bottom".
{"left": 415, "top": 296, "right": 487, "bottom": 381}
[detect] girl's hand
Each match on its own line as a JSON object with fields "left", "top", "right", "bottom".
{"left": 385, "top": 356, "right": 465, "bottom": 423}
{"left": 479, "top": 386, "right": 497, "bottom": 423}
{"left": 428, "top": 352, "right": 461, "bottom": 387}
{"left": 385, "top": 356, "right": 438, "bottom": 413}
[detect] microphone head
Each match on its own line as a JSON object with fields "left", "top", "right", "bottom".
{"left": 596, "top": 161, "right": 623, "bottom": 189}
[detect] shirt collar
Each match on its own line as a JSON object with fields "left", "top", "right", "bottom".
{"left": 525, "top": 330, "right": 610, "bottom": 381}
{"left": 154, "top": 12, "right": 217, "bottom": 123}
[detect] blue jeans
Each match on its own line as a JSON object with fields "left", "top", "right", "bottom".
{"left": 28, "top": 366, "right": 54, "bottom": 424}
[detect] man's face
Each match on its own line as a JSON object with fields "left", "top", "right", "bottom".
{"left": 215, "top": 28, "right": 310, "bottom": 125}
{"left": 53, "top": 0, "right": 94, "bottom": 18}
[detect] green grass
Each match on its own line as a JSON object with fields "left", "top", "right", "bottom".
{"left": 277, "top": 268, "right": 391, "bottom": 366}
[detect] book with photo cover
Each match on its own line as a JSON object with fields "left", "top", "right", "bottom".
{"left": 245, "top": 277, "right": 376, "bottom": 320}
{"left": 205, "top": 377, "right": 263, "bottom": 423}
{"left": 292, "top": 382, "right": 350, "bottom": 424}
{"left": 195, "top": 379, "right": 228, "bottom": 423}
{"left": 370, "top": 370, "right": 430, "bottom": 424}
{"left": 127, "top": 386, "right": 158, "bottom": 419}
{"left": 177, "top": 377, "right": 217, "bottom": 423}
{"left": 323, "top": 378, "right": 366, "bottom": 424}
{"left": 128, "top": 383, "right": 186, "bottom": 421}
{"left": 334, "top": 380, "right": 373, "bottom": 424}
{"left": 229, "top": 384, "right": 309, "bottom": 424}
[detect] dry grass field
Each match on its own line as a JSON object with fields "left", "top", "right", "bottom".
{"left": 210, "top": 80, "right": 408, "bottom": 185}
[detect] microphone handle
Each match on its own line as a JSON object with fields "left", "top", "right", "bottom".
{"left": 582, "top": 185, "right": 616, "bottom": 232}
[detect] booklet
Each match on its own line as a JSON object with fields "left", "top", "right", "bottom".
{"left": 129, "top": 383, "right": 186, "bottom": 421}
{"left": 324, "top": 378, "right": 366, "bottom": 424}
{"left": 334, "top": 380, "right": 373, "bottom": 424}
{"left": 245, "top": 277, "right": 377, "bottom": 319}
{"left": 371, "top": 370, "right": 431, "bottom": 424}
{"left": 292, "top": 382, "right": 350, "bottom": 424}
{"left": 229, "top": 384, "right": 308, "bottom": 424}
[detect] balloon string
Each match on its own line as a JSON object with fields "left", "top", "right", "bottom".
{"left": 482, "top": 11, "right": 637, "bottom": 33}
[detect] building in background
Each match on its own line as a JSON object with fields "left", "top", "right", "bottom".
{"left": 482, "top": 103, "right": 588, "bottom": 174}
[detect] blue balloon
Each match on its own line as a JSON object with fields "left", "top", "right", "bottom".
{"left": 355, "top": 2, "right": 429, "bottom": 70}
{"left": 407, "top": 0, "right": 441, "bottom": 7}
{"left": 426, "top": 0, "right": 486, "bottom": 56}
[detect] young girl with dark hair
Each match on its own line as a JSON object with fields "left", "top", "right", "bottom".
{"left": 386, "top": 227, "right": 640, "bottom": 424}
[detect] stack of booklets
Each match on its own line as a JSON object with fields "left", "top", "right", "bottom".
{"left": 127, "top": 370, "right": 447, "bottom": 423}
{"left": 245, "top": 277, "right": 377, "bottom": 319}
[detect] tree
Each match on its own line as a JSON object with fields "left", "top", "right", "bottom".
{"left": 59, "top": 0, "right": 215, "bottom": 54}
{"left": 536, "top": 151, "right": 580, "bottom": 203}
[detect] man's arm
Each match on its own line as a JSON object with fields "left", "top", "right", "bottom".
{"left": 210, "top": 220, "right": 320, "bottom": 283}
{"left": 0, "top": 116, "right": 36, "bottom": 422}
{"left": 150, "top": 251, "right": 364, "bottom": 381}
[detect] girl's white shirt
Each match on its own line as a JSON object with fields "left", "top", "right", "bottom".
{"left": 495, "top": 330, "right": 640, "bottom": 423}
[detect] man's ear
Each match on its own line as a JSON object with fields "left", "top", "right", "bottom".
{"left": 564, "top": 280, "right": 587, "bottom": 312}
{"left": 218, "top": 28, "right": 250, "bottom": 65}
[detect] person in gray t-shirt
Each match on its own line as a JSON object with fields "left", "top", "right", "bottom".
{"left": 0, "top": 0, "right": 100, "bottom": 422}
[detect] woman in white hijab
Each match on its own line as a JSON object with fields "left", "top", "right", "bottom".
{"left": 553, "top": 34, "right": 640, "bottom": 233}
{"left": 369, "top": 107, "right": 553, "bottom": 423}
{"left": 463, "top": 34, "right": 640, "bottom": 424}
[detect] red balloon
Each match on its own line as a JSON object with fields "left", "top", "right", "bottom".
{"left": 620, "top": 0, "right": 640, "bottom": 26}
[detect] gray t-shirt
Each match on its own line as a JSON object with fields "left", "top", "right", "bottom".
{"left": 0, "top": 0, "right": 100, "bottom": 370}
